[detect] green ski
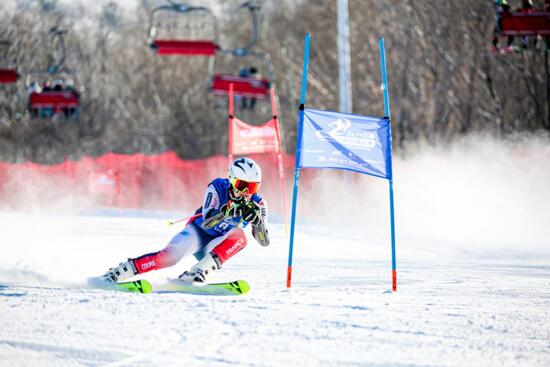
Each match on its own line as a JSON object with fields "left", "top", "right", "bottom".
{"left": 156, "top": 279, "right": 250, "bottom": 296}
{"left": 89, "top": 278, "right": 153, "bottom": 294}
{"left": 114, "top": 279, "right": 153, "bottom": 294}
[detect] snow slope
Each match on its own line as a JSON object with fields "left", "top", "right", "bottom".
{"left": 1, "top": 135, "right": 549, "bottom": 366}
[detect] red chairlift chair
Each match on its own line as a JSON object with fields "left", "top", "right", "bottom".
{"left": 150, "top": 40, "right": 218, "bottom": 56}
{"left": 148, "top": 3, "right": 219, "bottom": 56}
{"left": 208, "top": 2, "right": 273, "bottom": 100}
{"left": 500, "top": 11, "right": 550, "bottom": 36}
{"left": 26, "top": 28, "right": 81, "bottom": 118}
{"left": 0, "top": 68, "right": 19, "bottom": 84}
{"left": 0, "top": 41, "right": 19, "bottom": 84}
{"left": 210, "top": 74, "right": 270, "bottom": 99}
{"left": 29, "top": 90, "right": 80, "bottom": 113}
{"left": 209, "top": 50, "right": 274, "bottom": 100}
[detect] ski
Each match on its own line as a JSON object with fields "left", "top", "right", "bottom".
{"left": 156, "top": 279, "right": 250, "bottom": 296}
{"left": 88, "top": 278, "right": 153, "bottom": 294}
{"left": 114, "top": 279, "right": 153, "bottom": 293}
{"left": 87, "top": 277, "right": 248, "bottom": 295}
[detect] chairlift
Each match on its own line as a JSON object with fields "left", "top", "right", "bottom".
{"left": 210, "top": 50, "right": 273, "bottom": 99}
{"left": 491, "top": 10, "right": 550, "bottom": 55}
{"left": 26, "top": 73, "right": 81, "bottom": 119}
{"left": 499, "top": 11, "right": 550, "bottom": 36}
{"left": 0, "top": 41, "right": 19, "bottom": 84}
{"left": 209, "top": 1, "right": 273, "bottom": 100}
{"left": 210, "top": 74, "right": 270, "bottom": 98}
{"left": 0, "top": 69, "right": 19, "bottom": 84}
{"left": 29, "top": 89, "right": 79, "bottom": 115}
{"left": 148, "top": 2, "right": 219, "bottom": 56}
{"left": 222, "top": 1, "right": 262, "bottom": 56}
{"left": 45, "top": 28, "right": 67, "bottom": 75}
{"left": 26, "top": 28, "right": 80, "bottom": 119}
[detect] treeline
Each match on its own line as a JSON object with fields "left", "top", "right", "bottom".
{"left": 0, "top": 0, "right": 548, "bottom": 164}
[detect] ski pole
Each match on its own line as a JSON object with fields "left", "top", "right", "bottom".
{"left": 168, "top": 213, "right": 201, "bottom": 226}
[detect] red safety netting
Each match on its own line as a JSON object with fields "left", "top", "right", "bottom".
{"left": 0, "top": 153, "right": 298, "bottom": 214}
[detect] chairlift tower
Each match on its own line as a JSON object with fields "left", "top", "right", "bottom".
{"left": 337, "top": 0, "right": 352, "bottom": 113}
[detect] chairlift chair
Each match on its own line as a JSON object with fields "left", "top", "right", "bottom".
{"left": 29, "top": 90, "right": 79, "bottom": 113}
{"left": 26, "top": 29, "right": 81, "bottom": 118}
{"left": 500, "top": 11, "right": 550, "bottom": 36}
{"left": 208, "top": 1, "right": 273, "bottom": 100}
{"left": 26, "top": 73, "right": 80, "bottom": 118}
{"left": 210, "top": 73, "right": 270, "bottom": 98}
{"left": 0, "top": 69, "right": 19, "bottom": 84}
{"left": 148, "top": 2, "right": 219, "bottom": 56}
{"left": 210, "top": 50, "right": 273, "bottom": 99}
{"left": 0, "top": 41, "right": 18, "bottom": 84}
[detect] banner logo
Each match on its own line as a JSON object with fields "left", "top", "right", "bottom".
{"left": 239, "top": 126, "right": 276, "bottom": 138}
{"left": 315, "top": 118, "right": 378, "bottom": 150}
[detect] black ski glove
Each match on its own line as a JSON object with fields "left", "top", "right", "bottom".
{"left": 220, "top": 201, "right": 239, "bottom": 217}
{"left": 252, "top": 223, "right": 270, "bottom": 246}
{"left": 202, "top": 201, "right": 239, "bottom": 229}
{"left": 239, "top": 201, "right": 263, "bottom": 226}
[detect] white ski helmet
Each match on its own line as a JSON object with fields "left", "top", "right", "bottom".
{"left": 228, "top": 157, "right": 262, "bottom": 194}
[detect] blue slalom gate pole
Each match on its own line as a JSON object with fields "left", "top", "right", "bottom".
{"left": 379, "top": 37, "right": 397, "bottom": 292}
{"left": 286, "top": 33, "right": 310, "bottom": 288}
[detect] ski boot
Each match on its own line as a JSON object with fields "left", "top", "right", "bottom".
{"left": 177, "top": 253, "right": 221, "bottom": 283}
{"left": 100, "top": 259, "right": 138, "bottom": 283}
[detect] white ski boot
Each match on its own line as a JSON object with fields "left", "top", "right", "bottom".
{"left": 101, "top": 259, "right": 138, "bottom": 283}
{"left": 177, "top": 253, "right": 221, "bottom": 283}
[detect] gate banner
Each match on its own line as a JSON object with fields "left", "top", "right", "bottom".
{"left": 230, "top": 118, "right": 280, "bottom": 155}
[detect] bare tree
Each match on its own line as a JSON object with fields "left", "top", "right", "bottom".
{"left": 0, "top": 0, "right": 548, "bottom": 164}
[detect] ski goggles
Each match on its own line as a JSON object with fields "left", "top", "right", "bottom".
{"left": 231, "top": 178, "right": 260, "bottom": 195}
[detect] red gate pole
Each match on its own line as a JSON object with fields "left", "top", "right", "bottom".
{"left": 270, "top": 87, "right": 289, "bottom": 234}
{"left": 228, "top": 83, "right": 235, "bottom": 166}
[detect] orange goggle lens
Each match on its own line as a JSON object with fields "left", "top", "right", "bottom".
{"left": 231, "top": 178, "right": 260, "bottom": 194}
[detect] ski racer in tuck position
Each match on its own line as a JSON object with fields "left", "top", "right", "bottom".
{"left": 98, "top": 157, "right": 270, "bottom": 284}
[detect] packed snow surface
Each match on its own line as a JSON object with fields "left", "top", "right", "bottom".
{"left": 1, "top": 135, "right": 550, "bottom": 366}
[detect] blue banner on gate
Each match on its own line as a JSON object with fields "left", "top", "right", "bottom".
{"left": 299, "top": 108, "right": 392, "bottom": 180}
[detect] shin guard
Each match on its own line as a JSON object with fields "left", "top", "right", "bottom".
{"left": 210, "top": 228, "right": 247, "bottom": 265}
{"left": 132, "top": 247, "right": 181, "bottom": 274}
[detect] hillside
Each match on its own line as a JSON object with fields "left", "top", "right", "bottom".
{"left": 0, "top": 0, "right": 549, "bottom": 164}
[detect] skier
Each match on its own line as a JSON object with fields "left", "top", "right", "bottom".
{"left": 97, "top": 157, "right": 270, "bottom": 284}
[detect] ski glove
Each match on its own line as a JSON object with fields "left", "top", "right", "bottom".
{"left": 203, "top": 200, "right": 262, "bottom": 229}
{"left": 252, "top": 223, "right": 270, "bottom": 246}
{"left": 201, "top": 201, "right": 238, "bottom": 229}
{"left": 220, "top": 201, "right": 240, "bottom": 217}
{"left": 239, "top": 201, "right": 263, "bottom": 226}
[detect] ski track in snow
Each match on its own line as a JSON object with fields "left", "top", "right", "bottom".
{"left": 0, "top": 212, "right": 549, "bottom": 367}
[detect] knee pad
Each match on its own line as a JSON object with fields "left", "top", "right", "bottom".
{"left": 211, "top": 228, "right": 247, "bottom": 264}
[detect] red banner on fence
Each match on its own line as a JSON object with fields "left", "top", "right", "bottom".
{"left": 230, "top": 118, "right": 280, "bottom": 155}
